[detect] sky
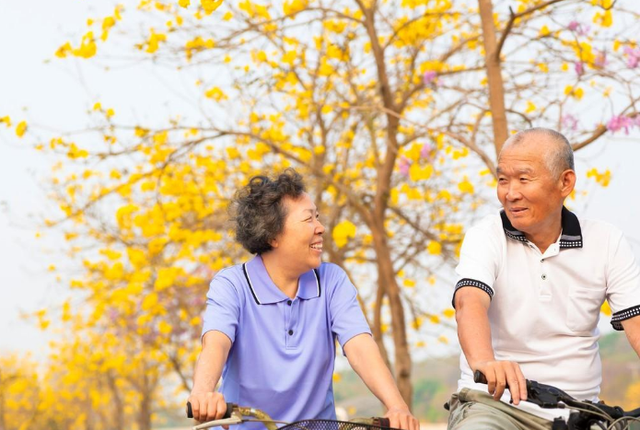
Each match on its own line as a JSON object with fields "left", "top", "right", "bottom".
{"left": 1, "top": 0, "right": 639, "bottom": 358}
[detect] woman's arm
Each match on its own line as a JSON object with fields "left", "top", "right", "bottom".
{"left": 343, "top": 333, "right": 419, "bottom": 430}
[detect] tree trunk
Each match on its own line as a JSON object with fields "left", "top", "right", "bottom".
{"left": 372, "top": 282, "right": 393, "bottom": 370}
{"left": 370, "top": 219, "right": 413, "bottom": 407}
{"left": 138, "top": 376, "right": 153, "bottom": 430}
{"left": 478, "top": 0, "right": 509, "bottom": 156}
{"left": 107, "top": 372, "right": 125, "bottom": 430}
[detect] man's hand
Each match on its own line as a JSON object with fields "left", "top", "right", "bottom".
{"left": 384, "top": 406, "right": 420, "bottom": 430}
{"left": 474, "top": 360, "right": 527, "bottom": 405}
{"left": 187, "top": 391, "right": 228, "bottom": 423}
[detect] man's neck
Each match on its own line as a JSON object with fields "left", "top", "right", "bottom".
{"left": 261, "top": 252, "right": 299, "bottom": 299}
{"left": 525, "top": 221, "right": 562, "bottom": 254}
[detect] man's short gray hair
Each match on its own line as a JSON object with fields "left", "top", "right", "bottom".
{"left": 503, "top": 128, "right": 575, "bottom": 178}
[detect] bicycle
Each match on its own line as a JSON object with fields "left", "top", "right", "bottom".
{"left": 186, "top": 401, "right": 397, "bottom": 430}
{"left": 473, "top": 370, "right": 640, "bottom": 430}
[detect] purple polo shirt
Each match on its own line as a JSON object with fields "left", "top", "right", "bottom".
{"left": 201, "top": 255, "right": 371, "bottom": 428}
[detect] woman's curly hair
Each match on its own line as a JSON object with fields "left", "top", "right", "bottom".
{"left": 232, "top": 168, "right": 306, "bottom": 255}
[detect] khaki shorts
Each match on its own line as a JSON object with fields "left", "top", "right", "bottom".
{"left": 446, "top": 388, "right": 554, "bottom": 430}
{"left": 445, "top": 389, "right": 622, "bottom": 430}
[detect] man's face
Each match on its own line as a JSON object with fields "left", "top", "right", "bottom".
{"left": 497, "top": 137, "right": 570, "bottom": 238}
{"left": 272, "top": 192, "right": 324, "bottom": 273}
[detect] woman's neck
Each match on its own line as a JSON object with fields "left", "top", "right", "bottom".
{"left": 261, "top": 252, "right": 299, "bottom": 299}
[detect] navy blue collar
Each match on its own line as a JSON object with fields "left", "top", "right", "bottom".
{"left": 500, "top": 206, "right": 583, "bottom": 249}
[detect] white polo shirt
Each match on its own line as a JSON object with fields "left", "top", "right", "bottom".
{"left": 454, "top": 207, "right": 640, "bottom": 421}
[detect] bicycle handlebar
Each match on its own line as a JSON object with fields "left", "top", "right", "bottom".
{"left": 186, "top": 401, "right": 235, "bottom": 420}
{"left": 186, "top": 402, "right": 393, "bottom": 430}
{"left": 473, "top": 370, "right": 640, "bottom": 423}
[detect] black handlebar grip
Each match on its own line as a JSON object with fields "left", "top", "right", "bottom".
{"left": 223, "top": 402, "right": 235, "bottom": 419}
{"left": 474, "top": 370, "right": 488, "bottom": 384}
{"left": 186, "top": 401, "right": 235, "bottom": 419}
{"left": 376, "top": 417, "right": 390, "bottom": 428}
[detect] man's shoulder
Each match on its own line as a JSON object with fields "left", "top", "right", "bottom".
{"left": 578, "top": 216, "right": 622, "bottom": 232}
{"left": 577, "top": 216, "right": 624, "bottom": 242}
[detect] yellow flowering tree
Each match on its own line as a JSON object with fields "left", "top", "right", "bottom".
{"left": 4, "top": 0, "right": 640, "bottom": 416}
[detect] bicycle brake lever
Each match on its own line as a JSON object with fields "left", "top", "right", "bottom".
{"left": 526, "top": 380, "right": 573, "bottom": 409}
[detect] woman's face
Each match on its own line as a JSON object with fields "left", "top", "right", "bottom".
{"left": 272, "top": 192, "right": 324, "bottom": 273}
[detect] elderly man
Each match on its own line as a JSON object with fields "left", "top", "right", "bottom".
{"left": 447, "top": 128, "right": 640, "bottom": 430}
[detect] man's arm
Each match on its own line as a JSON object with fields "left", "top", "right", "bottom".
{"left": 343, "top": 333, "right": 419, "bottom": 430}
{"left": 455, "top": 287, "right": 527, "bottom": 404}
{"left": 621, "top": 316, "right": 640, "bottom": 358}
{"left": 188, "top": 330, "right": 232, "bottom": 422}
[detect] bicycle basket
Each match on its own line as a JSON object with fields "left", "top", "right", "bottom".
{"left": 278, "top": 420, "right": 397, "bottom": 430}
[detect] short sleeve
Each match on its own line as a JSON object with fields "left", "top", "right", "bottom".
{"left": 324, "top": 265, "right": 372, "bottom": 352}
{"left": 201, "top": 271, "right": 241, "bottom": 342}
{"left": 606, "top": 230, "right": 640, "bottom": 330}
{"left": 453, "top": 220, "right": 502, "bottom": 308}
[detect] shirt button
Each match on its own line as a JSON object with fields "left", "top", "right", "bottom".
{"left": 287, "top": 300, "right": 292, "bottom": 306}
{"left": 540, "top": 259, "right": 544, "bottom": 263}
{"left": 288, "top": 329, "right": 294, "bottom": 335}
{"left": 541, "top": 274, "right": 547, "bottom": 280}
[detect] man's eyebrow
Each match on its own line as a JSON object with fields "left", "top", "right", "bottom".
{"left": 496, "top": 167, "right": 534, "bottom": 175}
{"left": 301, "top": 208, "right": 317, "bottom": 215}
{"left": 516, "top": 167, "right": 534, "bottom": 174}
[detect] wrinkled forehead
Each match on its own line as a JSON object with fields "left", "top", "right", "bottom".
{"left": 497, "top": 144, "right": 550, "bottom": 175}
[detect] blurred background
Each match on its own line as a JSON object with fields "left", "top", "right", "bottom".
{"left": 1, "top": 0, "right": 639, "bottom": 428}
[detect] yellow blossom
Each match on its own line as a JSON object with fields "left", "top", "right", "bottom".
{"left": 427, "top": 241, "right": 441, "bottom": 255}
{"left": 201, "top": 0, "right": 224, "bottom": 14}
{"left": 15, "top": 121, "right": 27, "bottom": 137}
{"left": 332, "top": 220, "right": 356, "bottom": 248}
{"left": 525, "top": 101, "right": 536, "bottom": 113}
{"left": 204, "top": 87, "right": 228, "bottom": 101}
{"left": 600, "top": 301, "right": 611, "bottom": 316}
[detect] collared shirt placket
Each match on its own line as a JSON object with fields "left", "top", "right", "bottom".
{"left": 532, "top": 241, "right": 560, "bottom": 301}
{"left": 284, "top": 298, "right": 300, "bottom": 349}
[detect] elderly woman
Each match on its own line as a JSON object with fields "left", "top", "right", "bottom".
{"left": 188, "top": 169, "right": 418, "bottom": 430}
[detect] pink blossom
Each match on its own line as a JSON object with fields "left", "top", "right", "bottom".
{"left": 574, "top": 62, "right": 584, "bottom": 76}
{"left": 567, "top": 21, "right": 589, "bottom": 36}
{"left": 623, "top": 46, "right": 640, "bottom": 69}
{"left": 399, "top": 157, "right": 410, "bottom": 176}
{"left": 562, "top": 114, "right": 578, "bottom": 131}
{"left": 606, "top": 115, "right": 635, "bottom": 134}
{"left": 420, "top": 142, "right": 432, "bottom": 160}
{"left": 594, "top": 51, "right": 607, "bottom": 68}
{"left": 423, "top": 71, "right": 437, "bottom": 86}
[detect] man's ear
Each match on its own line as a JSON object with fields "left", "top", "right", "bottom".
{"left": 269, "top": 238, "right": 279, "bottom": 249}
{"left": 560, "top": 169, "right": 576, "bottom": 198}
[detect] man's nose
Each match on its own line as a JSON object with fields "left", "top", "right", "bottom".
{"left": 505, "top": 183, "right": 522, "bottom": 200}
{"left": 315, "top": 219, "right": 325, "bottom": 234}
